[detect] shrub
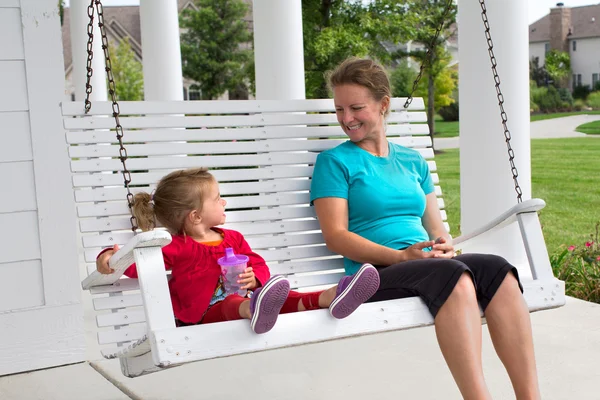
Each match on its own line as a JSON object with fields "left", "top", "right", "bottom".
{"left": 558, "top": 88, "right": 574, "bottom": 105}
{"left": 551, "top": 222, "right": 600, "bottom": 304}
{"left": 532, "top": 85, "right": 563, "bottom": 113}
{"left": 573, "top": 99, "right": 586, "bottom": 111}
{"left": 573, "top": 84, "right": 591, "bottom": 100}
{"left": 438, "top": 101, "right": 459, "bottom": 121}
{"left": 587, "top": 92, "right": 600, "bottom": 109}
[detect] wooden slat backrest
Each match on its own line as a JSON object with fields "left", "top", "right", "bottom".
{"left": 63, "top": 98, "right": 444, "bottom": 350}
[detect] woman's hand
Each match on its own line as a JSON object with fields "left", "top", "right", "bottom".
{"left": 431, "top": 236, "right": 455, "bottom": 259}
{"left": 238, "top": 267, "right": 258, "bottom": 290}
{"left": 399, "top": 241, "right": 438, "bottom": 261}
{"left": 96, "top": 244, "right": 119, "bottom": 274}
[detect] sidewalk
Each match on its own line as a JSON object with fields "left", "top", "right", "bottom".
{"left": 434, "top": 114, "right": 600, "bottom": 150}
{"left": 1, "top": 297, "right": 600, "bottom": 400}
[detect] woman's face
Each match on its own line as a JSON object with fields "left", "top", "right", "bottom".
{"left": 333, "top": 84, "right": 388, "bottom": 143}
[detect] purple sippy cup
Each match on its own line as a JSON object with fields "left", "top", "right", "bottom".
{"left": 217, "top": 248, "right": 249, "bottom": 296}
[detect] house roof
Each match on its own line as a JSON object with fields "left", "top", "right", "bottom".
{"left": 62, "top": 0, "right": 252, "bottom": 72}
{"left": 529, "top": 4, "right": 600, "bottom": 43}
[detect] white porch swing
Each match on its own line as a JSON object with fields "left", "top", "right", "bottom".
{"left": 64, "top": 0, "right": 565, "bottom": 377}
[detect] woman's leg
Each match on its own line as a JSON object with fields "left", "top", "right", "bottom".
{"left": 484, "top": 273, "right": 540, "bottom": 400}
{"left": 455, "top": 253, "right": 540, "bottom": 399}
{"left": 434, "top": 272, "right": 492, "bottom": 400}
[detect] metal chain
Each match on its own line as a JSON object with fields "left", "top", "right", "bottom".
{"left": 84, "top": 2, "right": 95, "bottom": 113}
{"left": 479, "top": 0, "right": 523, "bottom": 203}
{"left": 404, "top": 0, "right": 455, "bottom": 110}
{"left": 86, "top": 0, "right": 138, "bottom": 231}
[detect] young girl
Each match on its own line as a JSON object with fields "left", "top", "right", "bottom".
{"left": 96, "top": 168, "right": 380, "bottom": 334}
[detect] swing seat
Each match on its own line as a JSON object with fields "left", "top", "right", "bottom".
{"left": 62, "top": 98, "right": 565, "bottom": 377}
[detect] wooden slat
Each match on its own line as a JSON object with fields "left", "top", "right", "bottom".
{"left": 288, "top": 271, "right": 345, "bottom": 289}
{"left": 77, "top": 192, "right": 312, "bottom": 218}
{"left": 269, "top": 258, "right": 344, "bottom": 275}
{"left": 70, "top": 148, "right": 434, "bottom": 173}
{"left": 75, "top": 178, "right": 312, "bottom": 203}
{"left": 97, "top": 309, "right": 146, "bottom": 328}
{"left": 71, "top": 152, "right": 318, "bottom": 173}
{"left": 61, "top": 98, "right": 426, "bottom": 116}
{"left": 97, "top": 326, "right": 147, "bottom": 345}
{"left": 83, "top": 229, "right": 325, "bottom": 250}
{"left": 72, "top": 166, "right": 315, "bottom": 187}
{"left": 89, "top": 278, "right": 140, "bottom": 295}
{"left": 80, "top": 206, "right": 316, "bottom": 233}
{"left": 93, "top": 293, "right": 143, "bottom": 311}
{"left": 76, "top": 193, "right": 444, "bottom": 221}
{"left": 84, "top": 243, "right": 335, "bottom": 264}
{"left": 63, "top": 111, "right": 428, "bottom": 130}
{"left": 68, "top": 136, "right": 432, "bottom": 158}
{"left": 66, "top": 124, "right": 430, "bottom": 144}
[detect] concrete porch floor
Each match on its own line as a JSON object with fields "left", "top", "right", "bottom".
{"left": 1, "top": 296, "right": 598, "bottom": 400}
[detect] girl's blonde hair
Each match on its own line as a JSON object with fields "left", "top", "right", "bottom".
{"left": 132, "top": 168, "right": 216, "bottom": 234}
{"left": 327, "top": 57, "right": 392, "bottom": 115}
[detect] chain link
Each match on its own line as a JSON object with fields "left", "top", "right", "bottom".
{"left": 85, "top": 0, "right": 138, "bottom": 231}
{"left": 479, "top": 0, "right": 523, "bottom": 203}
{"left": 404, "top": 0, "right": 454, "bottom": 110}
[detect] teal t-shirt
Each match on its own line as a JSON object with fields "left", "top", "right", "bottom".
{"left": 310, "top": 141, "right": 435, "bottom": 275}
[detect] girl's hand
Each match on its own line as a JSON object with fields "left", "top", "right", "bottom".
{"left": 238, "top": 267, "right": 258, "bottom": 290}
{"left": 431, "top": 236, "right": 455, "bottom": 259}
{"left": 96, "top": 244, "right": 119, "bottom": 274}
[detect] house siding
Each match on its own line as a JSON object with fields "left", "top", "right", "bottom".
{"left": 569, "top": 37, "right": 600, "bottom": 89}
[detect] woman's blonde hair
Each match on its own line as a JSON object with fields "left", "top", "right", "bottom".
{"left": 327, "top": 57, "right": 391, "bottom": 115}
{"left": 132, "top": 168, "right": 216, "bottom": 234}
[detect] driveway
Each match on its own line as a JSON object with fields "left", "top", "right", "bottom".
{"left": 434, "top": 114, "right": 600, "bottom": 150}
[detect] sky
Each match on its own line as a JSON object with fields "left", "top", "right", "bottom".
{"left": 63, "top": 0, "right": 598, "bottom": 24}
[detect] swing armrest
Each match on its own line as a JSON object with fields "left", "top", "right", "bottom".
{"left": 453, "top": 198, "right": 546, "bottom": 246}
{"left": 81, "top": 230, "right": 172, "bottom": 290}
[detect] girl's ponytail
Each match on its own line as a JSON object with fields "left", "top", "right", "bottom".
{"left": 132, "top": 192, "right": 156, "bottom": 231}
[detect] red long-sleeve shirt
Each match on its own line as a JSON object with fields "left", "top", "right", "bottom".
{"left": 121, "top": 228, "right": 270, "bottom": 323}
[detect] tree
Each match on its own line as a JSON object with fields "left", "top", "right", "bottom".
{"left": 108, "top": 38, "right": 144, "bottom": 101}
{"left": 180, "top": 0, "right": 253, "bottom": 100}
{"left": 58, "top": 0, "right": 65, "bottom": 25}
{"left": 390, "top": 59, "right": 418, "bottom": 98}
{"left": 530, "top": 56, "right": 550, "bottom": 87}
{"left": 544, "top": 50, "right": 571, "bottom": 88}
{"left": 394, "top": 0, "right": 457, "bottom": 143}
{"left": 302, "top": 0, "right": 419, "bottom": 98}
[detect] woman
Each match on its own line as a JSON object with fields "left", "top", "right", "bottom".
{"left": 310, "top": 57, "right": 541, "bottom": 400}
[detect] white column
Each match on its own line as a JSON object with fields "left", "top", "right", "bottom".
{"left": 139, "top": 0, "right": 183, "bottom": 100}
{"left": 253, "top": 0, "right": 305, "bottom": 100}
{"left": 69, "top": 1, "right": 107, "bottom": 101}
{"left": 458, "top": 0, "right": 532, "bottom": 267}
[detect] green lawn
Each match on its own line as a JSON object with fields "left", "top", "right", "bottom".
{"left": 435, "top": 137, "right": 600, "bottom": 255}
{"left": 430, "top": 111, "right": 600, "bottom": 138}
{"left": 575, "top": 120, "right": 600, "bottom": 135}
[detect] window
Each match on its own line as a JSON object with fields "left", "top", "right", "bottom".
{"left": 183, "top": 86, "right": 202, "bottom": 100}
{"left": 572, "top": 74, "right": 582, "bottom": 90}
{"left": 188, "top": 87, "right": 201, "bottom": 100}
{"left": 544, "top": 42, "right": 550, "bottom": 54}
{"left": 572, "top": 41, "right": 577, "bottom": 51}
{"left": 593, "top": 73, "right": 599, "bottom": 89}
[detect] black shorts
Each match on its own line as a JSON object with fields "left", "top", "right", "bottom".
{"left": 367, "top": 253, "right": 523, "bottom": 318}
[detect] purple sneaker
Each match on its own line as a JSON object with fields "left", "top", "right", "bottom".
{"left": 249, "top": 275, "right": 290, "bottom": 334}
{"left": 329, "top": 263, "right": 380, "bottom": 319}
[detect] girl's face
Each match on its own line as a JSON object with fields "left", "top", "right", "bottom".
{"left": 200, "top": 181, "right": 227, "bottom": 228}
{"left": 333, "top": 84, "right": 389, "bottom": 143}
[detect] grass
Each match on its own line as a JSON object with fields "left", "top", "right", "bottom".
{"left": 429, "top": 111, "right": 600, "bottom": 139}
{"left": 575, "top": 120, "right": 600, "bottom": 135}
{"left": 435, "top": 137, "right": 600, "bottom": 255}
